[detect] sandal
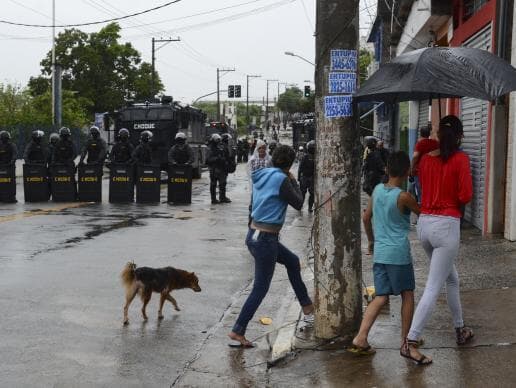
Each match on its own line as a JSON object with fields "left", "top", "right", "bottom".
{"left": 456, "top": 326, "right": 474, "bottom": 345}
{"left": 400, "top": 339, "right": 432, "bottom": 366}
{"left": 347, "top": 344, "right": 376, "bottom": 356}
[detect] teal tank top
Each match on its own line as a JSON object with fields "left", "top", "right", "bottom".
{"left": 372, "top": 184, "right": 412, "bottom": 265}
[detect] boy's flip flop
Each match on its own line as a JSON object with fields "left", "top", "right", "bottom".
{"left": 347, "top": 344, "right": 376, "bottom": 356}
{"left": 228, "top": 340, "right": 255, "bottom": 348}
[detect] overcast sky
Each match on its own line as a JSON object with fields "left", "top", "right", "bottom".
{"left": 0, "top": 0, "right": 376, "bottom": 104}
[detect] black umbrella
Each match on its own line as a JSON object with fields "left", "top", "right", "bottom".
{"left": 354, "top": 47, "right": 516, "bottom": 103}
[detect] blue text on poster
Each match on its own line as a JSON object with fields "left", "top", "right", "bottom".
{"left": 330, "top": 49, "right": 357, "bottom": 71}
{"left": 329, "top": 72, "right": 356, "bottom": 94}
{"left": 324, "top": 95, "right": 353, "bottom": 118}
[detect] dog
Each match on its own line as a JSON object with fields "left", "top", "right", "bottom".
{"left": 121, "top": 262, "right": 201, "bottom": 325}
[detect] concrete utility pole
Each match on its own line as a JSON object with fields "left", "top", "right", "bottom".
{"left": 217, "top": 68, "right": 235, "bottom": 122}
{"left": 265, "top": 79, "right": 278, "bottom": 129}
{"left": 247, "top": 74, "right": 261, "bottom": 126}
{"left": 314, "top": 0, "right": 362, "bottom": 339}
{"left": 51, "top": 0, "right": 61, "bottom": 129}
{"left": 151, "top": 37, "right": 180, "bottom": 98}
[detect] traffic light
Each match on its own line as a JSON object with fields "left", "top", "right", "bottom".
{"left": 228, "top": 85, "right": 235, "bottom": 98}
{"left": 304, "top": 85, "right": 311, "bottom": 97}
{"left": 235, "top": 85, "right": 241, "bottom": 98}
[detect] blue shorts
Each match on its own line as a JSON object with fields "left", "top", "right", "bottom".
{"left": 373, "top": 263, "right": 415, "bottom": 296}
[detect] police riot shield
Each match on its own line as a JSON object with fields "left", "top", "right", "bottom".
{"left": 109, "top": 164, "right": 134, "bottom": 203}
{"left": 78, "top": 164, "right": 102, "bottom": 202}
{"left": 136, "top": 165, "right": 161, "bottom": 203}
{"left": 23, "top": 164, "right": 49, "bottom": 202}
{"left": 0, "top": 164, "right": 16, "bottom": 203}
{"left": 50, "top": 164, "right": 76, "bottom": 202}
{"left": 168, "top": 164, "right": 192, "bottom": 204}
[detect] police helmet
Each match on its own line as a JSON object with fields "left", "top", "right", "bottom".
{"left": 49, "top": 132, "right": 59, "bottom": 144}
{"left": 89, "top": 125, "right": 100, "bottom": 138}
{"left": 306, "top": 140, "right": 316, "bottom": 154}
{"left": 221, "top": 133, "right": 232, "bottom": 142}
{"left": 59, "top": 127, "right": 71, "bottom": 138}
{"left": 0, "top": 130, "right": 11, "bottom": 142}
{"left": 140, "top": 130, "right": 153, "bottom": 143}
{"left": 175, "top": 132, "right": 187, "bottom": 143}
{"left": 32, "top": 130, "right": 44, "bottom": 141}
{"left": 210, "top": 133, "right": 221, "bottom": 143}
{"left": 298, "top": 146, "right": 304, "bottom": 151}
{"left": 365, "top": 136, "right": 377, "bottom": 148}
{"left": 118, "top": 128, "right": 129, "bottom": 140}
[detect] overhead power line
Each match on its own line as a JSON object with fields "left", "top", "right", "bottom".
{"left": 0, "top": 0, "right": 183, "bottom": 28}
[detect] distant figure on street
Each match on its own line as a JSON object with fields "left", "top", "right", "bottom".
{"left": 242, "top": 137, "right": 250, "bottom": 163}
{"left": 79, "top": 126, "right": 107, "bottom": 166}
{"left": 131, "top": 131, "right": 154, "bottom": 165}
{"left": 362, "top": 137, "right": 385, "bottom": 196}
{"left": 247, "top": 139, "right": 273, "bottom": 225}
{"left": 268, "top": 139, "right": 277, "bottom": 156}
{"left": 0, "top": 130, "right": 17, "bottom": 166}
{"left": 221, "top": 133, "right": 236, "bottom": 202}
{"left": 410, "top": 125, "right": 439, "bottom": 204}
{"left": 109, "top": 128, "right": 134, "bottom": 164}
{"left": 23, "top": 130, "right": 47, "bottom": 165}
{"left": 402, "top": 115, "right": 474, "bottom": 365}
{"left": 228, "top": 145, "right": 314, "bottom": 348}
{"left": 351, "top": 151, "right": 420, "bottom": 359}
{"left": 206, "top": 133, "right": 228, "bottom": 204}
{"left": 168, "top": 132, "right": 194, "bottom": 166}
{"left": 298, "top": 140, "right": 315, "bottom": 212}
{"left": 377, "top": 140, "right": 390, "bottom": 166}
{"left": 47, "top": 133, "right": 59, "bottom": 165}
{"left": 52, "top": 127, "right": 77, "bottom": 167}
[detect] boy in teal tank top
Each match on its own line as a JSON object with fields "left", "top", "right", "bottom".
{"left": 349, "top": 151, "right": 420, "bottom": 355}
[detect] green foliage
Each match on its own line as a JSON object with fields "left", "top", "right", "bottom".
{"left": 29, "top": 23, "right": 163, "bottom": 115}
{"left": 277, "top": 87, "right": 314, "bottom": 114}
{"left": 359, "top": 49, "right": 373, "bottom": 85}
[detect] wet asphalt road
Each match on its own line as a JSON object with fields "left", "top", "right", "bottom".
{"left": 0, "top": 164, "right": 262, "bottom": 387}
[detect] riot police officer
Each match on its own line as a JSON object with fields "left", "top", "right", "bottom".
{"left": 298, "top": 140, "right": 315, "bottom": 212}
{"left": 47, "top": 133, "right": 59, "bottom": 165}
{"left": 168, "top": 132, "right": 194, "bottom": 165}
{"left": 23, "top": 130, "right": 47, "bottom": 164}
{"left": 131, "top": 130, "right": 153, "bottom": 165}
{"left": 221, "top": 133, "right": 236, "bottom": 202}
{"left": 79, "top": 126, "right": 107, "bottom": 165}
{"left": 206, "top": 133, "right": 228, "bottom": 204}
{"left": 236, "top": 138, "right": 244, "bottom": 163}
{"left": 242, "top": 137, "right": 250, "bottom": 163}
{"left": 268, "top": 139, "right": 278, "bottom": 156}
{"left": 52, "top": 127, "right": 77, "bottom": 167}
{"left": 0, "top": 131, "right": 17, "bottom": 165}
{"left": 109, "top": 128, "right": 134, "bottom": 163}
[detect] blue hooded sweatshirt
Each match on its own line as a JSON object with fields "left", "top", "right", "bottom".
{"left": 251, "top": 167, "right": 292, "bottom": 227}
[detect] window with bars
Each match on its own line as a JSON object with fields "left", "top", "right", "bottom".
{"left": 463, "top": 0, "right": 489, "bottom": 21}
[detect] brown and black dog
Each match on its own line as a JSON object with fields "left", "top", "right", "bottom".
{"left": 121, "top": 262, "right": 201, "bottom": 325}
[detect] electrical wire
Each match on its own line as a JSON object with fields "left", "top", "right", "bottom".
{"left": 299, "top": 0, "right": 314, "bottom": 34}
{"left": 0, "top": 0, "right": 183, "bottom": 28}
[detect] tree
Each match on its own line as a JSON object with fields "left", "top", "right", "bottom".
{"left": 29, "top": 23, "right": 163, "bottom": 115}
{"left": 359, "top": 48, "right": 373, "bottom": 85}
{"left": 277, "top": 87, "right": 304, "bottom": 114}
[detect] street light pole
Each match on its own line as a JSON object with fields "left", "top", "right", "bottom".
{"left": 246, "top": 75, "right": 261, "bottom": 127}
{"left": 284, "top": 51, "right": 315, "bottom": 66}
{"left": 51, "top": 0, "right": 61, "bottom": 129}
{"left": 265, "top": 79, "right": 278, "bottom": 130}
{"left": 217, "top": 68, "right": 235, "bottom": 122}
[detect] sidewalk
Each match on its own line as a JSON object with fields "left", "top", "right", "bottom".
{"left": 267, "top": 220, "right": 516, "bottom": 387}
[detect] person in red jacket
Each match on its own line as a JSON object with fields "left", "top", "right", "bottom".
{"left": 401, "top": 115, "right": 474, "bottom": 365}
{"left": 410, "top": 125, "right": 439, "bottom": 203}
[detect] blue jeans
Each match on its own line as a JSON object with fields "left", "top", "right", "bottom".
{"left": 231, "top": 229, "right": 313, "bottom": 336}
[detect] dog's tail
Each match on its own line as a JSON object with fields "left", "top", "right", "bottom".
{"left": 121, "top": 261, "right": 137, "bottom": 289}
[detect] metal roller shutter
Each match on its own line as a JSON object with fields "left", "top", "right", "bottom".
{"left": 418, "top": 100, "right": 429, "bottom": 131}
{"left": 461, "top": 25, "right": 492, "bottom": 230}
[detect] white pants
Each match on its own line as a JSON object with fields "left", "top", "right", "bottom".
{"left": 408, "top": 215, "right": 464, "bottom": 341}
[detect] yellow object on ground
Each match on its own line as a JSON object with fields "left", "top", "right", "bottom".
{"left": 259, "top": 317, "right": 273, "bottom": 325}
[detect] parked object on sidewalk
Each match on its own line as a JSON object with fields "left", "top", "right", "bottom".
{"left": 121, "top": 262, "right": 201, "bottom": 325}
{"left": 355, "top": 47, "right": 516, "bottom": 103}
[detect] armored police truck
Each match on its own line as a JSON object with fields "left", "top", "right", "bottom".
{"left": 292, "top": 113, "right": 315, "bottom": 150}
{"left": 103, "top": 97, "right": 207, "bottom": 178}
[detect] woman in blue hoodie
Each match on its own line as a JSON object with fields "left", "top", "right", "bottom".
{"left": 229, "top": 145, "right": 314, "bottom": 347}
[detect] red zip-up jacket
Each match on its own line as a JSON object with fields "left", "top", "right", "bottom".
{"left": 419, "top": 151, "right": 473, "bottom": 218}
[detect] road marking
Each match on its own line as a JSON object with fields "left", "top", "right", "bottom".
{"left": 0, "top": 202, "right": 91, "bottom": 224}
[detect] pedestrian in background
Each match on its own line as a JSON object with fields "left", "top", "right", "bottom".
{"left": 362, "top": 137, "right": 385, "bottom": 196}
{"left": 410, "top": 125, "right": 439, "bottom": 203}
{"left": 298, "top": 140, "right": 315, "bottom": 212}
{"left": 206, "top": 133, "right": 227, "bottom": 204}
{"left": 402, "top": 115, "right": 474, "bottom": 365}
{"left": 229, "top": 145, "right": 314, "bottom": 348}
{"left": 351, "top": 151, "right": 420, "bottom": 356}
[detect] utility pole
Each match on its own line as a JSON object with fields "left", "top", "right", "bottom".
{"left": 265, "top": 79, "right": 278, "bottom": 130}
{"left": 217, "top": 68, "right": 235, "bottom": 122}
{"left": 51, "top": 0, "right": 61, "bottom": 129}
{"left": 314, "top": 0, "right": 362, "bottom": 339}
{"left": 246, "top": 75, "right": 261, "bottom": 126}
{"left": 151, "top": 37, "right": 180, "bottom": 98}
